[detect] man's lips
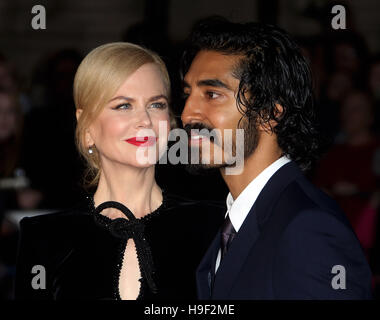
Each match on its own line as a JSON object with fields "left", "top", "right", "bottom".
{"left": 189, "top": 130, "right": 219, "bottom": 145}
{"left": 125, "top": 136, "right": 157, "bottom": 146}
{"left": 189, "top": 134, "right": 210, "bottom": 146}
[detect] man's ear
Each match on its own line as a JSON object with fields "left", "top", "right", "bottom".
{"left": 258, "top": 103, "right": 284, "bottom": 133}
{"left": 273, "top": 103, "right": 284, "bottom": 123}
{"left": 76, "top": 108, "right": 83, "bottom": 121}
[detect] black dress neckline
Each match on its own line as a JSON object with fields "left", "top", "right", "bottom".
{"left": 88, "top": 189, "right": 167, "bottom": 225}
{"left": 86, "top": 190, "right": 168, "bottom": 300}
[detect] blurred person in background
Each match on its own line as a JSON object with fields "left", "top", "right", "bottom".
{"left": 0, "top": 91, "right": 43, "bottom": 212}
{"left": 318, "top": 71, "right": 354, "bottom": 141}
{"left": 0, "top": 90, "right": 23, "bottom": 300}
{"left": 325, "top": 31, "right": 369, "bottom": 86}
{"left": 0, "top": 89, "right": 42, "bottom": 299}
{"left": 314, "top": 90, "right": 380, "bottom": 259}
{"left": 0, "top": 53, "right": 31, "bottom": 114}
{"left": 368, "top": 54, "right": 380, "bottom": 135}
{"left": 21, "top": 49, "right": 84, "bottom": 209}
{"left": 317, "top": 31, "right": 369, "bottom": 143}
{"left": 298, "top": 35, "right": 327, "bottom": 101}
{"left": 0, "top": 52, "right": 42, "bottom": 299}
{"left": 0, "top": 54, "right": 18, "bottom": 95}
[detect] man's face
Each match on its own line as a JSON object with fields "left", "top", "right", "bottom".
{"left": 181, "top": 50, "right": 255, "bottom": 172}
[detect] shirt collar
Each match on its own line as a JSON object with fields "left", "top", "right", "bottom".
{"left": 226, "top": 156, "right": 291, "bottom": 232}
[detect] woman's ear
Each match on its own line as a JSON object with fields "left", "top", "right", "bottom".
{"left": 85, "top": 131, "right": 94, "bottom": 148}
{"left": 76, "top": 109, "right": 94, "bottom": 147}
{"left": 76, "top": 108, "right": 83, "bottom": 121}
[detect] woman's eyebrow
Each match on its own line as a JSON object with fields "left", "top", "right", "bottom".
{"left": 147, "top": 94, "right": 168, "bottom": 102}
{"left": 108, "top": 96, "right": 134, "bottom": 102}
{"left": 108, "top": 95, "right": 168, "bottom": 103}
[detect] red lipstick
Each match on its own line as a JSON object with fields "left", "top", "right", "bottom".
{"left": 125, "top": 136, "right": 157, "bottom": 147}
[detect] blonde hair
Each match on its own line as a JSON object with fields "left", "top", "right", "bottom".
{"left": 74, "top": 42, "right": 176, "bottom": 188}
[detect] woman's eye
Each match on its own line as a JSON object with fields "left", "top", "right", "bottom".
{"left": 113, "top": 103, "right": 131, "bottom": 110}
{"left": 151, "top": 102, "right": 167, "bottom": 109}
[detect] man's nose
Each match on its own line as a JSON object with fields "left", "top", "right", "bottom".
{"left": 181, "top": 94, "right": 205, "bottom": 126}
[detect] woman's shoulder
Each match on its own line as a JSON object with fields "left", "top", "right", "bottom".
{"left": 15, "top": 200, "right": 95, "bottom": 300}
{"left": 19, "top": 200, "right": 93, "bottom": 243}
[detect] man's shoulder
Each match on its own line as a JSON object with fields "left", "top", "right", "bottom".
{"left": 274, "top": 176, "right": 370, "bottom": 279}
{"left": 278, "top": 174, "right": 348, "bottom": 225}
{"left": 270, "top": 177, "right": 372, "bottom": 299}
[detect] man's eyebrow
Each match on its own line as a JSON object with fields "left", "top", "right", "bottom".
{"left": 197, "top": 79, "right": 232, "bottom": 90}
{"left": 183, "top": 80, "right": 190, "bottom": 89}
{"left": 182, "top": 79, "right": 232, "bottom": 91}
{"left": 108, "top": 94, "right": 168, "bottom": 103}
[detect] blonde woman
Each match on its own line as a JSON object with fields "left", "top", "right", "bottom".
{"left": 15, "top": 43, "right": 224, "bottom": 300}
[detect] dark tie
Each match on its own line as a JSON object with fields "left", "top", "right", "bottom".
{"left": 220, "top": 214, "right": 236, "bottom": 260}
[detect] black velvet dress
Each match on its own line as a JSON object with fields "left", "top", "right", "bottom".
{"left": 14, "top": 192, "right": 225, "bottom": 300}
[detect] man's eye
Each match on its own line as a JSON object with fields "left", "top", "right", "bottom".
{"left": 113, "top": 103, "right": 131, "bottom": 110}
{"left": 206, "top": 91, "right": 220, "bottom": 99}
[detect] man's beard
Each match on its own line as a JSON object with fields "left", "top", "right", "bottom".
{"left": 183, "top": 119, "right": 259, "bottom": 175}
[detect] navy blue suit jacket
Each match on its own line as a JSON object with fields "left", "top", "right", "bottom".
{"left": 196, "top": 162, "right": 372, "bottom": 299}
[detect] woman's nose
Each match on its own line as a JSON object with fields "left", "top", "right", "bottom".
{"left": 135, "top": 109, "right": 153, "bottom": 128}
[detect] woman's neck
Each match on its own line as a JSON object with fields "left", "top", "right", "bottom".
{"left": 93, "top": 161, "right": 162, "bottom": 218}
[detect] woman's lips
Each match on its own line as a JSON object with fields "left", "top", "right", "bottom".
{"left": 125, "top": 136, "right": 157, "bottom": 146}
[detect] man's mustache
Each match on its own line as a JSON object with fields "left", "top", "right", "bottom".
{"left": 183, "top": 123, "right": 221, "bottom": 146}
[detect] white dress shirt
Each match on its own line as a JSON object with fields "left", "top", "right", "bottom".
{"left": 215, "top": 156, "right": 291, "bottom": 272}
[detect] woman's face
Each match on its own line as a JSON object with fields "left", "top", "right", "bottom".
{"left": 0, "top": 93, "right": 17, "bottom": 142}
{"left": 87, "top": 63, "right": 170, "bottom": 168}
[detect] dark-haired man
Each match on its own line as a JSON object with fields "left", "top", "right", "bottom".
{"left": 180, "top": 18, "right": 372, "bottom": 299}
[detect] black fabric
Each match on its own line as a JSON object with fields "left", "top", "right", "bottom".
{"left": 92, "top": 199, "right": 157, "bottom": 295}
{"left": 14, "top": 192, "right": 225, "bottom": 300}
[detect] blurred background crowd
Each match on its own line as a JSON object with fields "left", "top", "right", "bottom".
{"left": 1, "top": 0, "right": 380, "bottom": 299}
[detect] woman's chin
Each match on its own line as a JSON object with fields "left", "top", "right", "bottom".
{"left": 126, "top": 158, "right": 158, "bottom": 168}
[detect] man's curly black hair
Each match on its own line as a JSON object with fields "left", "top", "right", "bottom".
{"left": 180, "top": 16, "right": 323, "bottom": 171}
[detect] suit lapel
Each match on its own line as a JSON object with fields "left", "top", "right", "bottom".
{"left": 211, "top": 162, "right": 304, "bottom": 299}
{"left": 196, "top": 229, "right": 221, "bottom": 299}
